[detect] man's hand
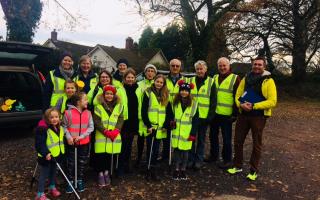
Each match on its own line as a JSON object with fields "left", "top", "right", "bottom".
{"left": 240, "top": 102, "right": 253, "bottom": 112}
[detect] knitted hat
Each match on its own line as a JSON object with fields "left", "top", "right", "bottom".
{"left": 116, "top": 58, "right": 129, "bottom": 68}
{"left": 144, "top": 64, "right": 157, "bottom": 74}
{"left": 177, "top": 80, "right": 194, "bottom": 92}
{"left": 103, "top": 85, "right": 117, "bottom": 94}
{"left": 60, "top": 52, "right": 73, "bottom": 61}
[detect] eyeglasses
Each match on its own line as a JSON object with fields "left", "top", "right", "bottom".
{"left": 170, "top": 64, "right": 180, "bottom": 68}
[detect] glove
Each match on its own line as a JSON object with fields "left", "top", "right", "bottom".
{"left": 188, "top": 135, "right": 196, "bottom": 141}
{"left": 103, "top": 129, "right": 111, "bottom": 137}
{"left": 109, "top": 129, "right": 120, "bottom": 142}
{"left": 151, "top": 128, "right": 157, "bottom": 137}
{"left": 170, "top": 120, "right": 176, "bottom": 129}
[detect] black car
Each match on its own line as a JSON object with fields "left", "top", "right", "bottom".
{"left": 0, "top": 42, "right": 52, "bottom": 127}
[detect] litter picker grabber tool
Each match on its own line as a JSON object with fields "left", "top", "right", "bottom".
{"left": 53, "top": 157, "right": 80, "bottom": 200}
{"left": 110, "top": 139, "right": 114, "bottom": 177}
{"left": 169, "top": 130, "right": 173, "bottom": 166}
{"left": 75, "top": 145, "right": 78, "bottom": 189}
{"left": 29, "top": 162, "right": 38, "bottom": 190}
{"left": 148, "top": 135, "right": 155, "bottom": 170}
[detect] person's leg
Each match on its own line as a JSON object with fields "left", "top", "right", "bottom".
{"left": 180, "top": 150, "right": 189, "bottom": 180}
{"left": 173, "top": 149, "right": 181, "bottom": 180}
{"left": 221, "top": 117, "right": 233, "bottom": 163}
{"left": 48, "top": 162, "right": 61, "bottom": 197}
{"left": 151, "top": 139, "right": 160, "bottom": 166}
{"left": 233, "top": 115, "right": 251, "bottom": 169}
{"left": 249, "top": 116, "right": 267, "bottom": 172}
{"left": 124, "top": 132, "right": 134, "bottom": 173}
{"left": 118, "top": 131, "right": 129, "bottom": 175}
{"left": 78, "top": 144, "right": 89, "bottom": 181}
{"left": 161, "top": 129, "right": 171, "bottom": 161}
{"left": 66, "top": 145, "right": 75, "bottom": 181}
{"left": 136, "top": 134, "right": 145, "bottom": 164}
{"left": 208, "top": 117, "right": 220, "bottom": 162}
{"left": 195, "top": 119, "right": 208, "bottom": 168}
{"left": 37, "top": 164, "right": 49, "bottom": 195}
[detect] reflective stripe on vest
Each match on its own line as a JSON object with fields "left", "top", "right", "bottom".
{"left": 65, "top": 108, "right": 91, "bottom": 145}
{"left": 166, "top": 76, "right": 188, "bottom": 103}
{"left": 94, "top": 103, "right": 123, "bottom": 153}
{"left": 50, "top": 70, "right": 66, "bottom": 107}
{"left": 214, "top": 74, "right": 237, "bottom": 116}
{"left": 38, "top": 128, "right": 65, "bottom": 158}
{"left": 190, "top": 76, "right": 213, "bottom": 118}
{"left": 172, "top": 100, "right": 197, "bottom": 150}
{"left": 55, "top": 95, "right": 68, "bottom": 115}
{"left": 146, "top": 90, "right": 167, "bottom": 139}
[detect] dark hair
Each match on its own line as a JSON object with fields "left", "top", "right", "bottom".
{"left": 99, "top": 70, "right": 113, "bottom": 85}
{"left": 173, "top": 92, "right": 193, "bottom": 107}
{"left": 253, "top": 56, "right": 267, "bottom": 67}
{"left": 69, "top": 92, "right": 86, "bottom": 106}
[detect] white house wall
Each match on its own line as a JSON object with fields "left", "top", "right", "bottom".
{"left": 89, "top": 48, "right": 117, "bottom": 73}
{"left": 148, "top": 52, "right": 167, "bottom": 66}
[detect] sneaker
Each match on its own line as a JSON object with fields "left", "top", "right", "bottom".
{"left": 98, "top": 174, "right": 106, "bottom": 187}
{"left": 77, "top": 180, "right": 85, "bottom": 192}
{"left": 104, "top": 173, "right": 111, "bottom": 186}
{"left": 66, "top": 181, "right": 74, "bottom": 194}
{"left": 180, "top": 171, "right": 187, "bottom": 180}
{"left": 172, "top": 170, "right": 180, "bottom": 180}
{"left": 49, "top": 187, "right": 61, "bottom": 197}
{"left": 227, "top": 167, "right": 243, "bottom": 175}
{"left": 35, "top": 193, "right": 50, "bottom": 200}
{"left": 246, "top": 170, "right": 258, "bottom": 181}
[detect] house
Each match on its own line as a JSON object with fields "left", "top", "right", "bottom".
{"left": 43, "top": 30, "right": 168, "bottom": 73}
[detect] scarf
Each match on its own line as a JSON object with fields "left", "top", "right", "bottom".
{"left": 59, "top": 65, "right": 74, "bottom": 80}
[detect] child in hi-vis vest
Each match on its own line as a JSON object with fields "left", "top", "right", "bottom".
{"left": 55, "top": 80, "right": 78, "bottom": 115}
{"left": 35, "top": 108, "right": 65, "bottom": 200}
{"left": 63, "top": 92, "right": 94, "bottom": 193}
{"left": 141, "top": 74, "right": 173, "bottom": 181}
{"left": 93, "top": 85, "right": 124, "bottom": 186}
{"left": 171, "top": 80, "right": 199, "bottom": 180}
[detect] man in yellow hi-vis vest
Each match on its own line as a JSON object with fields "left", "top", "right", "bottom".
{"left": 206, "top": 57, "right": 240, "bottom": 169}
{"left": 188, "top": 60, "right": 215, "bottom": 170}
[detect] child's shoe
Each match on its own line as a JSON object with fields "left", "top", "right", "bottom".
{"left": 35, "top": 193, "right": 50, "bottom": 200}
{"left": 172, "top": 170, "right": 180, "bottom": 180}
{"left": 104, "top": 171, "right": 111, "bottom": 186}
{"left": 66, "top": 181, "right": 74, "bottom": 194}
{"left": 98, "top": 173, "right": 106, "bottom": 187}
{"left": 180, "top": 170, "right": 188, "bottom": 180}
{"left": 49, "top": 187, "right": 61, "bottom": 197}
{"left": 77, "top": 180, "right": 85, "bottom": 192}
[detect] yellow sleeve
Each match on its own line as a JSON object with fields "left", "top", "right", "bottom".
{"left": 253, "top": 79, "right": 277, "bottom": 110}
{"left": 235, "top": 78, "right": 246, "bottom": 108}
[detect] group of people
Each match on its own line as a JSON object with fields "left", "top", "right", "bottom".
{"left": 34, "top": 53, "right": 277, "bottom": 200}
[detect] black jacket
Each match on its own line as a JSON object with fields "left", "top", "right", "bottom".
{"left": 76, "top": 70, "right": 97, "bottom": 93}
{"left": 122, "top": 83, "right": 139, "bottom": 133}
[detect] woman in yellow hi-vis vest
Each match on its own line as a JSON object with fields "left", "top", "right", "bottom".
{"left": 171, "top": 80, "right": 199, "bottom": 181}
{"left": 92, "top": 85, "right": 124, "bottom": 187}
{"left": 141, "top": 74, "right": 173, "bottom": 181}
{"left": 43, "top": 52, "right": 77, "bottom": 110}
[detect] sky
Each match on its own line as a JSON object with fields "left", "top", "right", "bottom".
{"left": 0, "top": 0, "right": 173, "bottom": 48}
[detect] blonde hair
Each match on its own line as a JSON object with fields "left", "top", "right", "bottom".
{"left": 151, "top": 74, "right": 169, "bottom": 106}
{"left": 79, "top": 55, "right": 92, "bottom": 65}
{"left": 44, "top": 108, "right": 61, "bottom": 125}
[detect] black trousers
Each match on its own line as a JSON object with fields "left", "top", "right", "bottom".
{"left": 119, "top": 132, "right": 135, "bottom": 171}
{"left": 66, "top": 144, "right": 89, "bottom": 181}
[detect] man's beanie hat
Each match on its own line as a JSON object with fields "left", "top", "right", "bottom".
{"left": 116, "top": 58, "right": 129, "bottom": 68}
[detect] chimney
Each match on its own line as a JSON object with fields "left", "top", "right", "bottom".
{"left": 125, "top": 37, "right": 134, "bottom": 50}
{"left": 51, "top": 29, "right": 57, "bottom": 41}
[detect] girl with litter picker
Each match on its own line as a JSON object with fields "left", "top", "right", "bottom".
{"left": 92, "top": 85, "right": 124, "bottom": 186}
{"left": 55, "top": 80, "right": 78, "bottom": 115}
{"left": 35, "top": 108, "right": 65, "bottom": 200}
{"left": 63, "top": 92, "right": 94, "bottom": 193}
{"left": 141, "top": 74, "right": 173, "bottom": 181}
{"left": 171, "top": 80, "right": 199, "bottom": 180}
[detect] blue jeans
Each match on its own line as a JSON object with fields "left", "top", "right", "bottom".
{"left": 209, "top": 115, "right": 233, "bottom": 162}
{"left": 189, "top": 119, "right": 208, "bottom": 163}
{"left": 146, "top": 135, "right": 161, "bottom": 166}
{"left": 37, "top": 162, "right": 57, "bottom": 193}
